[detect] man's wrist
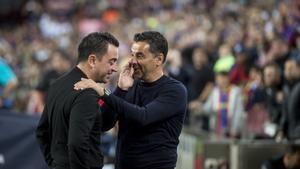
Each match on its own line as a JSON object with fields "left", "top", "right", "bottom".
{"left": 117, "top": 85, "right": 129, "bottom": 91}
{"left": 94, "top": 83, "right": 105, "bottom": 96}
{"left": 102, "top": 88, "right": 111, "bottom": 98}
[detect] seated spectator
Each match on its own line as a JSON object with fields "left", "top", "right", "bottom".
{"left": 229, "top": 44, "right": 250, "bottom": 85}
{"left": 213, "top": 44, "right": 235, "bottom": 73}
{"left": 200, "top": 71, "right": 245, "bottom": 139}
{"left": 245, "top": 66, "right": 269, "bottom": 139}
{"left": 165, "top": 49, "right": 190, "bottom": 87}
{"left": 263, "top": 62, "right": 283, "bottom": 137}
{"left": 188, "top": 47, "right": 214, "bottom": 131}
{"left": 278, "top": 59, "right": 300, "bottom": 141}
{"left": 188, "top": 47, "right": 214, "bottom": 103}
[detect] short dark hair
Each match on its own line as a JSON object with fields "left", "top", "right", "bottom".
{"left": 133, "top": 31, "right": 168, "bottom": 63}
{"left": 77, "top": 32, "right": 119, "bottom": 62}
{"left": 263, "top": 62, "right": 281, "bottom": 75}
{"left": 217, "top": 70, "right": 229, "bottom": 76}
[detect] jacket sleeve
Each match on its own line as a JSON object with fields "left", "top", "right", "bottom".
{"left": 103, "top": 83, "right": 187, "bottom": 126}
{"left": 68, "top": 90, "right": 100, "bottom": 169}
{"left": 114, "top": 87, "right": 128, "bottom": 98}
{"left": 36, "top": 103, "right": 53, "bottom": 167}
{"left": 100, "top": 87, "right": 127, "bottom": 131}
{"left": 100, "top": 100, "right": 118, "bottom": 132}
{"left": 288, "top": 84, "right": 300, "bottom": 139}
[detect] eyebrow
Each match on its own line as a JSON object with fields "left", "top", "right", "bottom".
{"left": 109, "top": 58, "right": 117, "bottom": 62}
{"left": 132, "top": 52, "right": 144, "bottom": 56}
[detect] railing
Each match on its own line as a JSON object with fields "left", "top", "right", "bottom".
{"left": 176, "top": 131, "right": 289, "bottom": 169}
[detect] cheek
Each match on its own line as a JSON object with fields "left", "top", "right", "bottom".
{"left": 143, "top": 59, "right": 156, "bottom": 69}
{"left": 96, "top": 65, "right": 105, "bottom": 75}
{"left": 98, "top": 62, "right": 109, "bottom": 72}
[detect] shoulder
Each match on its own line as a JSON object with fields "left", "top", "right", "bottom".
{"left": 69, "top": 89, "right": 101, "bottom": 109}
{"left": 76, "top": 89, "right": 100, "bottom": 100}
{"left": 165, "top": 75, "right": 185, "bottom": 87}
{"left": 161, "top": 76, "right": 187, "bottom": 94}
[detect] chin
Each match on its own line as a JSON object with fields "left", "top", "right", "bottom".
{"left": 96, "top": 77, "right": 108, "bottom": 83}
{"left": 102, "top": 78, "right": 109, "bottom": 83}
{"left": 133, "top": 73, "right": 142, "bottom": 79}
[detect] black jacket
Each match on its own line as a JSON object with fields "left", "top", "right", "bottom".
{"left": 36, "top": 67, "right": 103, "bottom": 169}
{"left": 285, "top": 82, "right": 300, "bottom": 139}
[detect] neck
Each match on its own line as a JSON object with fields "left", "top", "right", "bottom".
{"left": 77, "top": 64, "right": 91, "bottom": 79}
{"left": 220, "top": 85, "right": 230, "bottom": 92}
{"left": 143, "top": 69, "right": 164, "bottom": 83}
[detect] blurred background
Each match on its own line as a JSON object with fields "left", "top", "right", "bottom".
{"left": 1, "top": 0, "right": 300, "bottom": 169}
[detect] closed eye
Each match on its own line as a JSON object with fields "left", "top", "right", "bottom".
{"left": 131, "top": 52, "right": 144, "bottom": 59}
{"left": 109, "top": 58, "right": 117, "bottom": 65}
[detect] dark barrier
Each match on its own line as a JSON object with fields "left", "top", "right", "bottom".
{"left": 0, "top": 110, "right": 48, "bottom": 169}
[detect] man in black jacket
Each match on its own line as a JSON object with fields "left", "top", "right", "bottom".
{"left": 36, "top": 32, "right": 119, "bottom": 169}
{"left": 75, "top": 31, "right": 187, "bottom": 169}
{"left": 277, "top": 59, "right": 300, "bottom": 140}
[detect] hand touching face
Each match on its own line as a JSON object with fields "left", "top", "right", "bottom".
{"left": 118, "top": 60, "right": 134, "bottom": 90}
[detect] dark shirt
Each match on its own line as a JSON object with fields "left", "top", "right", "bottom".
{"left": 265, "top": 86, "right": 283, "bottom": 125}
{"left": 188, "top": 65, "right": 214, "bottom": 101}
{"left": 286, "top": 82, "right": 300, "bottom": 139}
{"left": 36, "top": 67, "right": 103, "bottom": 169}
{"left": 229, "top": 63, "right": 249, "bottom": 85}
{"left": 103, "top": 75, "right": 187, "bottom": 169}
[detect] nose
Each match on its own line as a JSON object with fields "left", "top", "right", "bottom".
{"left": 130, "top": 58, "right": 138, "bottom": 67}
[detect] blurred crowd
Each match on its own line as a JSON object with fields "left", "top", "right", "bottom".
{"left": 1, "top": 0, "right": 300, "bottom": 142}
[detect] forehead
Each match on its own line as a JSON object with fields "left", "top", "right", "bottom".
{"left": 131, "top": 41, "right": 150, "bottom": 53}
{"left": 285, "top": 60, "right": 297, "bottom": 67}
{"left": 264, "top": 67, "right": 276, "bottom": 76}
{"left": 104, "top": 44, "right": 119, "bottom": 59}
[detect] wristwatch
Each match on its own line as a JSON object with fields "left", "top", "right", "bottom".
{"left": 103, "top": 88, "right": 111, "bottom": 97}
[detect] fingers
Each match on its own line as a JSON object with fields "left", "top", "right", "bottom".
{"left": 74, "top": 81, "right": 86, "bottom": 90}
{"left": 121, "top": 61, "right": 134, "bottom": 77}
{"left": 121, "top": 63, "right": 131, "bottom": 74}
{"left": 129, "top": 65, "right": 134, "bottom": 76}
{"left": 74, "top": 78, "right": 97, "bottom": 90}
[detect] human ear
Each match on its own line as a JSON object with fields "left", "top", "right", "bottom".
{"left": 155, "top": 53, "right": 164, "bottom": 66}
{"left": 87, "top": 54, "right": 97, "bottom": 69}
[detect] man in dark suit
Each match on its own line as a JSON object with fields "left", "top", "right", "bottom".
{"left": 36, "top": 32, "right": 119, "bottom": 169}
